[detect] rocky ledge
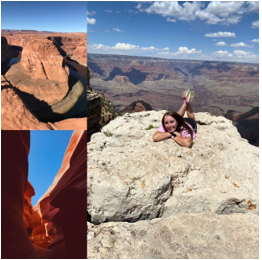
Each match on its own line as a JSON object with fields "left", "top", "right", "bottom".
{"left": 87, "top": 111, "right": 259, "bottom": 258}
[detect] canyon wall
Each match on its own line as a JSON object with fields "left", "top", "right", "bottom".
{"left": 87, "top": 67, "right": 117, "bottom": 140}
{"left": 1, "top": 36, "right": 20, "bottom": 66}
{"left": 1, "top": 131, "right": 39, "bottom": 258}
{"left": 1, "top": 130, "right": 87, "bottom": 258}
{"left": 34, "top": 130, "right": 87, "bottom": 258}
{"left": 88, "top": 53, "right": 259, "bottom": 145}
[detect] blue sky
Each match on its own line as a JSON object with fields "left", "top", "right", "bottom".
{"left": 87, "top": 1, "right": 259, "bottom": 63}
{"left": 1, "top": 1, "right": 87, "bottom": 33}
{"left": 28, "top": 130, "right": 73, "bottom": 206}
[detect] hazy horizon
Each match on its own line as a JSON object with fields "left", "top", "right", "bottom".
{"left": 88, "top": 52, "right": 259, "bottom": 65}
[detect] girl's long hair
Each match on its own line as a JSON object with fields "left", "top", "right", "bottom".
{"left": 162, "top": 111, "right": 193, "bottom": 138}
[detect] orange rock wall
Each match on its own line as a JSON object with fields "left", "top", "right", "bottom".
{"left": 34, "top": 130, "right": 87, "bottom": 258}
{"left": 1, "top": 130, "right": 38, "bottom": 258}
{"left": 1, "top": 130, "right": 87, "bottom": 258}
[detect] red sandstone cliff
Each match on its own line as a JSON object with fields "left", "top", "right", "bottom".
{"left": 1, "top": 36, "right": 20, "bottom": 66}
{"left": 33, "top": 130, "right": 87, "bottom": 258}
{"left": 1, "top": 131, "right": 39, "bottom": 258}
{"left": 1, "top": 130, "right": 87, "bottom": 258}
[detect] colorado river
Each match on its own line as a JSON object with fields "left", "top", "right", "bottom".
{"left": 5, "top": 56, "right": 87, "bottom": 122}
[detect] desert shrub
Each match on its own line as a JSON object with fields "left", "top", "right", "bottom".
{"left": 145, "top": 124, "right": 154, "bottom": 130}
{"left": 104, "top": 131, "right": 113, "bottom": 137}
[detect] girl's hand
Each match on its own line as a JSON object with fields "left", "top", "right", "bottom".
{"left": 174, "top": 131, "right": 181, "bottom": 137}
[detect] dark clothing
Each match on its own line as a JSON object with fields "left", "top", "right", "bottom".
{"left": 184, "top": 118, "right": 197, "bottom": 133}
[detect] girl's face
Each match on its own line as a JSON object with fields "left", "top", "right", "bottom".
{"left": 164, "top": 115, "right": 178, "bottom": 132}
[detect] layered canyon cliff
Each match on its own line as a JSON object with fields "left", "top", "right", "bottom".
{"left": 88, "top": 53, "right": 259, "bottom": 145}
{"left": 1, "top": 30, "right": 87, "bottom": 130}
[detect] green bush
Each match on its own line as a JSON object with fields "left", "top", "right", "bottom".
{"left": 145, "top": 124, "right": 154, "bottom": 130}
{"left": 104, "top": 131, "right": 113, "bottom": 137}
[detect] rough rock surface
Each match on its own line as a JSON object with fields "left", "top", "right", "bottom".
{"left": 88, "top": 110, "right": 259, "bottom": 258}
{"left": 88, "top": 89, "right": 101, "bottom": 140}
{"left": 1, "top": 75, "right": 52, "bottom": 130}
{"left": 48, "top": 118, "right": 87, "bottom": 130}
{"left": 72, "top": 43, "right": 87, "bottom": 65}
{"left": 88, "top": 213, "right": 258, "bottom": 259}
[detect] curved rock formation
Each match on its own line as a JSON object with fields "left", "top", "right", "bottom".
{"left": 1, "top": 131, "right": 39, "bottom": 258}
{"left": 2, "top": 130, "right": 87, "bottom": 258}
{"left": 5, "top": 38, "right": 69, "bottom": 105}
{"left": 34, "top": 130, "right": 87, "bottom": 258}
{"left": 88, "top": 111, "right": 259, "bottom": 258}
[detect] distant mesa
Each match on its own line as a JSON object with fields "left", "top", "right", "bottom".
{"left": 120, "top": 100, "right": 153, "bottom": 115}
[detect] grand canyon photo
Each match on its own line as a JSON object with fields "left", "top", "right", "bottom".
{"left": 88, "top": 53, "right": 259, "bottom": 146}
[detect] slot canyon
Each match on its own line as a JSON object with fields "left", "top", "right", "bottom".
{"left": 1, "top": 130, "right": 87, "bottom": 258}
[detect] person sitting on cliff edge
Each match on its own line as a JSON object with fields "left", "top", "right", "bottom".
{"left": 153, "top": 89, "right": 197, "bottom": 148}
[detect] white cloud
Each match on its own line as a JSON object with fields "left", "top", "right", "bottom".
{"left": 225, "top": 15, "right": 242, "bottom": 24}
{"left": 112, "top": 28, "right": 125, "bottom": 33}
{"left": 251, "top": 20, "right": 259, "bottom": 29}
{"left": 167, "top": 17, "right": 176, "bottom": 23}
{"left": 215, "top": 41, "right": 227, "bottom": 46}
{"left": 142, "top": 1, "right": 201, "bottom": 21}
{"left": 88, "top": 43, "right": 168, "bottom": 54}
{"left": 156, "top": 47, "right": 201, "bottom": 59}
{"left": 251, "top": 39, "right": 259, "bottom": 43}
{"left": 246, "top": 1, "right": 259, "bottom": 13}
{"left": 211, "top": 50, "right": 233, "bottom": 58}
{"left": 233, "top": 50, "right": 257, "bottom": 57}
{"left": 87, "top": 11, "right": 96, "bottom": 16}
{"left": 177, "top": 47, "right": 201, "bottom": 54}
{"left": 104, "top": 30, "right": 110, "bottom": 33}
{"left": 205, "top": 31, "right": 236, "bottom": 37}
{"left": 230, "top": 42, "right": 254, "bottom": 48}
{"left": 105, "top": 10, "right": 112, "bottom": 13}
{"left": 137, "top": 1, "right": 255, "bottom": 25}
{"left": 87, "top": 18, "right": 96, "bottom": 25}
{"left": 204, "top": 1, "right": 244, "bottom": 17}
{"left": 210, "top": 49, "right": 259, "bottom": 63}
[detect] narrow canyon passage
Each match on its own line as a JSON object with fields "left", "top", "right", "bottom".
{"left": 1, "top": 130, "right": 87, "bottom": 259}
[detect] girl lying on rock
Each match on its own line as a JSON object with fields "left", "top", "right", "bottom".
{"left": 153, "top": 89, "right": 197, "bottom": 148}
